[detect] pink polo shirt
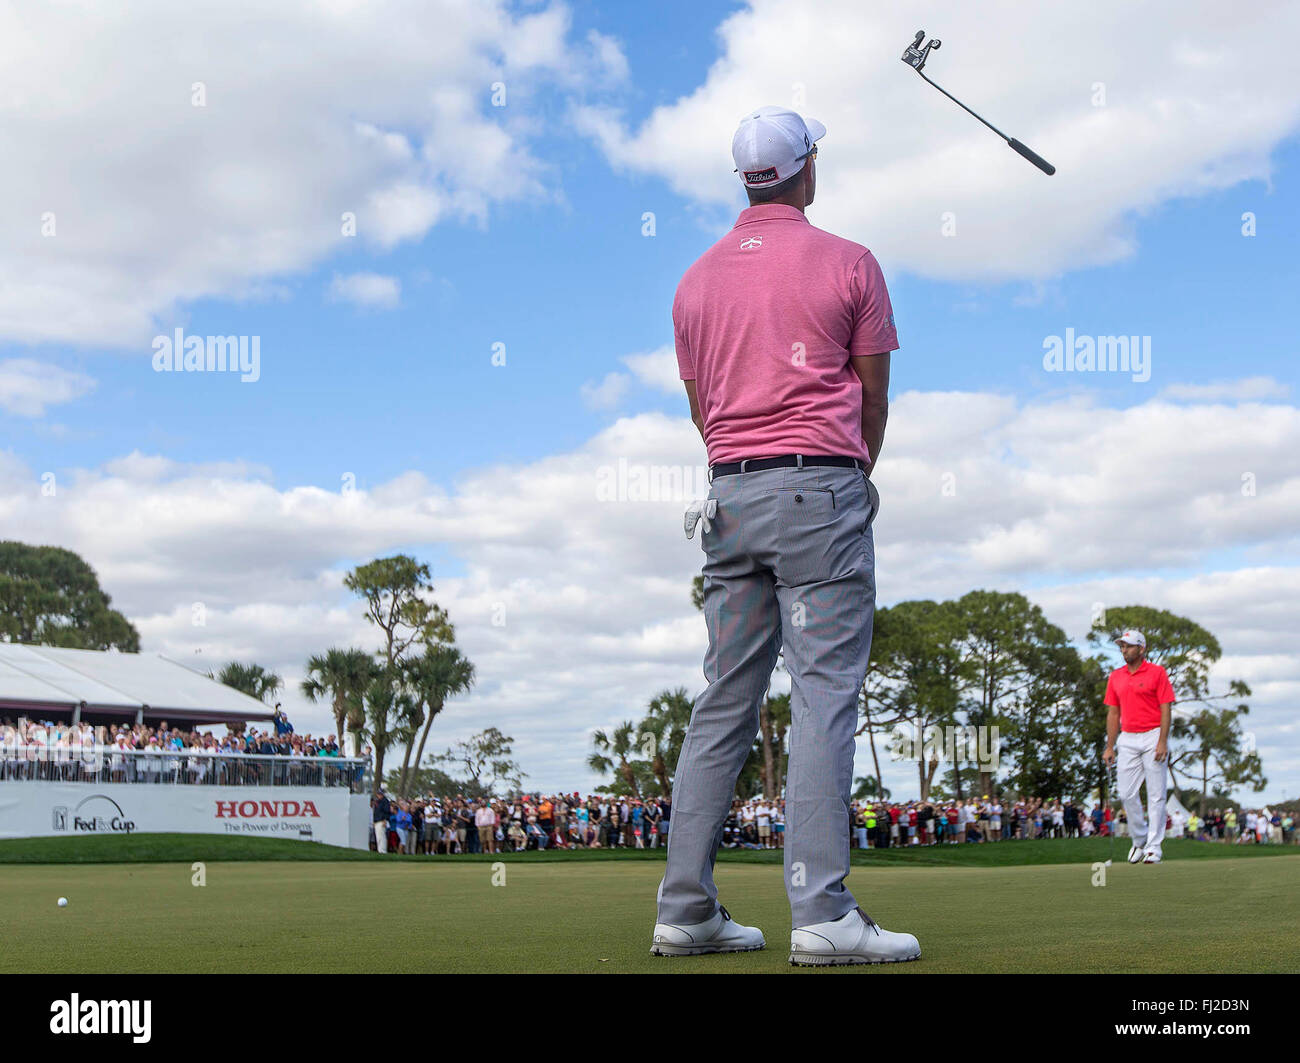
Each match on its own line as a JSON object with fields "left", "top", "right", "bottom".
{"left": 673, "top": 204, "right": 898, "bottom": 465}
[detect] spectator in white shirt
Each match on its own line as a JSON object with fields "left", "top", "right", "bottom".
{"left": 475, "top": 801, "right": 498, "bottom": 854}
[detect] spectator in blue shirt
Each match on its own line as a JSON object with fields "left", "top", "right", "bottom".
{"left": 394, "top": 804, "right": 413, "bottom": 854}
{"left": 525, "top": 816, "right": 548, "bottom": 850}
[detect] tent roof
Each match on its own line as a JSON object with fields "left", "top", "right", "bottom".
{"left": 0, "top": 643, "right": 276, "bottom": 726}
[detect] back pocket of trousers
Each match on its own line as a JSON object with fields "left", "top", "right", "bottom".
{"left": 774, "top": 487, "right": 839, "bottom": 586}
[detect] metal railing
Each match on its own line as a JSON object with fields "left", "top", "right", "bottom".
{"left": 0, "top": 745, "right": 371, "bottom": 792}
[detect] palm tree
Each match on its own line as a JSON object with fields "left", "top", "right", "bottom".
{"left": 398, "top": 643, "right": 476, "bottom": 795}
{"left": 588, "top": 721, "right": 642, "bottom": 796}
{"left": 214, "top": 662, "right": 282, "bottom": 703}
{"left": 641, "top": 688, "right": 693, "bottom": 795}
{"left": 344, "top": 693, "right": 367, "bottom": 755}
{"left": 363, "top": 666, "right": 401, "bottom": 789}
{"left": 758, "top": 692, "right": 791, "bottom": 798}
{"left": 300, "top": 647, "right": 379, "bottom": 751}
{"left": 390, "top": 688, "right": 424, "bottom": 792}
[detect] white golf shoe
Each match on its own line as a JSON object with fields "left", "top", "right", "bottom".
{"left": 790, "top": 906, "right": 921, "bottom": 967}
{"left": 1127, "top": 844, "right": 1146, "bottom": 864}
{"left": 1143, "top": 847, "right": 1163, "bottom": 864}
{"left": 650, "top": 904, "right": 765, "bottom": 957}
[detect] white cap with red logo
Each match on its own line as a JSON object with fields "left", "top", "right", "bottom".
{"left": 732, "top": 106, "right": 826, "bottom": 189}
{"left": 1115, "top": 629, "right": 1146, "bottom": 647}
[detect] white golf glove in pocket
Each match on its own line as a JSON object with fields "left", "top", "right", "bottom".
{"left": 684, "top": 498, "right": 718, "bottom": 540}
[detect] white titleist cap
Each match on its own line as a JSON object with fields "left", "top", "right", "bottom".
{"left": 732, "top": 106, "right": 826, "bottom": 189}
{"left": 1115, "top": 629, "right": 1146, "bottom": 647}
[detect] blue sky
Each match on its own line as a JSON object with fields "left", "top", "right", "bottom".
{"left": 28, "top": 116, "right": 1300, "bottom": 492}
{"left": 2, "top": 0, "right": 1298, "bottom": 802}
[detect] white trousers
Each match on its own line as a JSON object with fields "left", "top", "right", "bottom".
{"left": 374, "top": 821, "right": 389, "bottom": 853}
{"left": 1117, "top": 728, "right": 1167, "bottom": 851}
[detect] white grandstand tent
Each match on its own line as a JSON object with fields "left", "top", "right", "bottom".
{"left": 0, "top": 643, "right": 277, "bottom": 731}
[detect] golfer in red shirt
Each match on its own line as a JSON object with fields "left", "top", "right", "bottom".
{"left": 1101, "top": 630, "right": 1176, "bottom": 864}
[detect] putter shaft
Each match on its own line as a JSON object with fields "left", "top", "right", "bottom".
{"left": 903, "top": 31, "right": 1056, "bottom": 176}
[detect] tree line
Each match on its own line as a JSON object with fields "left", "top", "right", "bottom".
{"left": 590, "top": 581, "right": 1264, "bottom": 816}
{"left": 0, "top": 541, "right": 1268, "bottom": 812}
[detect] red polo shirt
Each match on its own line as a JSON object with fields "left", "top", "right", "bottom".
{"left": 1104, "top": 660, "right": 1176, "bottom": 733}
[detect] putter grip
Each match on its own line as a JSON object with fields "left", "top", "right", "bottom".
{"left": 1008, "top": 138, "right": 1055, "bottom": 175}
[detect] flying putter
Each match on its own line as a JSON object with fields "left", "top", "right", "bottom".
{"left": 901, "top": 30, "right": 1056, "bottom": 175}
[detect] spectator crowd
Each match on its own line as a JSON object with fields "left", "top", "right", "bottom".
{"left": 1183, "top": 806, "right": 1293, "bottom": 845}
{"left": 846, "top": 797, "right": 1294, "bottom": 848}
{"left": 0, "top": 714, "right": 366, "bottom": 788}
{"left": 366, "top": 790, "right": 1298, "bottom": 855}
{"left": 368, "top": 791, "right": 673, "bottom": 854}
{"left": 6, "top": 713, "right": 1292, "bottom": 848}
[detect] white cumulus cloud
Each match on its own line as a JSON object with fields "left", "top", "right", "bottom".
{"left": 329, "top": 272, "right": 401, "bottom": 310}
{"left": 4, "top": 385, "right": 1298, "bottom": 798}
{"left": 0, "top": 0, "right": 610, "bottom": 347}
{"left": 573, "top": 0, "right": 1300, "bottom": 283}
{"left": 0, "top": 359, "right": 94, "bottom": 416}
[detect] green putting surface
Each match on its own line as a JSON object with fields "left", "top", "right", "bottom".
{"left": 3, "top": 848, "right": 1297, "bottom": 973}
{"left": 2, "top": 832, "right": 1295, "bottom": 866}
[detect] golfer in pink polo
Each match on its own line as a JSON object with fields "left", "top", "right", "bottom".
{"left": 651, "top": 106, "right": 920, "bottom": 965}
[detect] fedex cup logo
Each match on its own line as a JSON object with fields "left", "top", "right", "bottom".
{"left": 55, "top": 795, "right": 136, "bottom": 833}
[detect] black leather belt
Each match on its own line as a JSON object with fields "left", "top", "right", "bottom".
{"left": 709, "top": 454, "right": 864, "bottom": 479}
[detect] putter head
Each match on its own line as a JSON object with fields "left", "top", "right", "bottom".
{"left": 901, "top": 30, "right": 941, "bottom": 71}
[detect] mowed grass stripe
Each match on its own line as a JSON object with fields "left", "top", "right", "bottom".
{"left": 2, "top": 856, "right": 1296, "bottom": 974}
{"left": 2, "top": 833, "right": 1296, "bottom": 867}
